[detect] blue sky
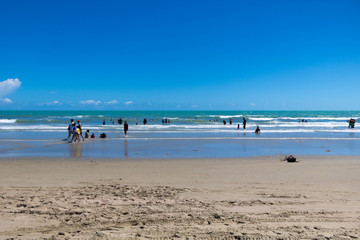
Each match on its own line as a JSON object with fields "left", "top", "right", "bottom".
{"left": 0, "top": 0, "right": 359, "bottom": 110}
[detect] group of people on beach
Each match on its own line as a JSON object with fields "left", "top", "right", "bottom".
{"left": 66, "top": 119, "right": 94, "bottom": 143}
{"left": 65, "top": 116, "right": 360, "bottom": 143}
{"left": 222, "top": 118, "right": 247, "bottom": 128}
{"left": 67, "top": 116, "right": 264, "bottom": 142}
{"left": 162, "top": 118, "right": 170, "bottom": 124}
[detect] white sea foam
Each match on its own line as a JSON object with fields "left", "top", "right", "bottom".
{"left": 218, "top": 115, "right": 243, "bottom": 119}
{"left": 278, "top": 117, "right": 353, "bottom": 121}
{"left": 244, "top": 117, "right": 355, "bottom": 121}
{"left": 0, "top": 125, "right": 66, "bottom": 130}
{"left": 208, "top": 115, "right": 243, "bottom": 118}
{"left": 248, "top": 117, "right": 275, "bottom": 121}
{"left": 0, "top": 120, "right": 357, "bottom": 135}
{"left": 163, "top": 117, "right": 179, "bottom": 120}
{"left": 261, "top": 129, "right": 360, "bottom": 133}
{"left": 272, "top": 122, "right": 348, "bottom": 127}
{"left": 0, "top": 119, "right": 16, "bottom": 123}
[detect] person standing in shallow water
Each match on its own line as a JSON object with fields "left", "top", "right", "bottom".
{"left": 349, "top": 118, "right": 356, "bottom": 128}
{"left": 243, "top": 118, "right": 246, "bottom": 129}
{"left": 124, "top": 121, "right": 129, "bottom": 137}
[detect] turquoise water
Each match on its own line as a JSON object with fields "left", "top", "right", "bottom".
{"left": 1, "top": 110, "right": 360, "bottom": 135}
{"left": 0, "top": 110, "right": 360, "bottom": 158}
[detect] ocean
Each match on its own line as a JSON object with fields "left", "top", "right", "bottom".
{"left": 1, "top": 110, "right": 360, "bottom": 158}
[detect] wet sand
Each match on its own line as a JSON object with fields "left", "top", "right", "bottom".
{"left": 3, "top": 136, "right": 360, "bottom": 158}
{"left": 0, "top": 156, "right": 359, "bottom": 239}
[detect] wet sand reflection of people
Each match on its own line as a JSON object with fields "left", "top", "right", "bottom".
{"left": 69, "top": 142, "right": 83, "bottom": 157}
{"left": 124, "top": 139, "right": 128, "bottom": 158}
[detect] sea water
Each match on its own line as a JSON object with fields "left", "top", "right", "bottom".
{"left": 0, "top": 110, "right": 360, "bottom": 158}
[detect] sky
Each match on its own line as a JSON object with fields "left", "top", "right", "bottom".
{"left": 0, "top": 0, "right": 359, "bottom": 110}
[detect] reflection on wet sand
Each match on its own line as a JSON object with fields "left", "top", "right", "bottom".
{"left": 124, "top": 139, "right": 128, "bottom": 158}
{"left": 69, "top": 143, "right": 83, "bottom": 157}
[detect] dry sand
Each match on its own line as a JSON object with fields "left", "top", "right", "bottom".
{"left": 0, "top": 155, "right": 359, "bottom": 239}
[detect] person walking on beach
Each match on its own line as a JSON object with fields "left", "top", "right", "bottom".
{"left": 237, "top": 124, "right": 240, "bottom": 130}
{"left": 243, "top": 118, "right": 247, "bottom": 129}
{"left": 255, "top": 126, "right": 260, "bottom": 134}
{"left": 143, "top": 118, "right": 147, "bottom": 125}
{"left": 67, "top": 119, "right": 74, "bottom": 140}
{"left": 223, "top": 120, "right": 226, "bottom": 125}
{"left": 229, "top": 119, "right": 232, "bottom": 125}
{"left": 77, "top": 120, "right": 85, "bottom": 141}
{"left": 124, "top": 121, "right": 129, "bottom": 137}
{"left": 70, "top": 123, "right": 81, "bottom": 143}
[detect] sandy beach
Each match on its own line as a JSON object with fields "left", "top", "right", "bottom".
{"left": 0, "top": 156, "right": 359, "bottom": 239}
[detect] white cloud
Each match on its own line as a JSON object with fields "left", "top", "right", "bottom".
{"left": 249, "top": 103, "right": 256, "bottom": 106}
{"left": 80, "top": 100, "right": 101, "bottom": 105}
{"left": 0, "top": 78, "right": 21, "bottom": 98}
{"left": 46, "top": 100, "right": 61, "bottom": 106}
{"left": 1, "top": 98, "right": 13, "bottom": 104}
{"left": 124, "top": 101, "right": 133, "bottom": 105}
{"left": 106, "top": 100, "right": 118, "bottom": 105}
